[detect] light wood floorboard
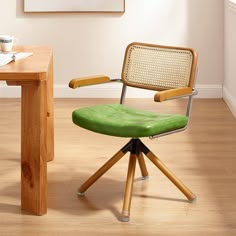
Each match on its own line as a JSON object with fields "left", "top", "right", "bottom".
{"left": 0, "top": 98, "right": 236, "bottom": 235}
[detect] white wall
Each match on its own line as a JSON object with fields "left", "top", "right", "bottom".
{"left": 0, "top": 0, "right": 224, "bottom": 98}
{"left": 224, "top": 0, "right": 236, "bottom": 117}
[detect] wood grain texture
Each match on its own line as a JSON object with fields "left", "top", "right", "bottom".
{"left": 122, "top": 153, "right": 137, "bottom": 221}
{"left": 154, "top": 87, "right": 193, "bottom": 102}
{"left": 69, "top": 75, "right": 110, "bottom": 89}
{"left": 0, "top": 45, "right": 53, "bottom": 81}
{"left": 137, "top": 152, "right": 148, "bottom": 178}
{"left": 46, "top": 56, "right": 54, "bottom": 162}
{"left": 0, "top": 98, "right": 235, "bottom": 235}
{"left": 21, "top": 81, "right": 47, "bottom": 215}
{"left": 0, "top": 46, "right": 54, "bottom": 215}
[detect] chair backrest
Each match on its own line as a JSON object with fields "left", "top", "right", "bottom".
{"left": 121, "top": 42, "right": 198, "bottom": 91}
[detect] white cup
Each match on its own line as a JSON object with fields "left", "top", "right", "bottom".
{"left": 0, "top": 35, "right": 18, "bottom": 53}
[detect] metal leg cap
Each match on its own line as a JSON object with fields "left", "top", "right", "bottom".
{"left": 121, "top": 216, "right": 130, "bottom": 222}
{"left": 77, "top": 191, "right": 85, "bottom": 196}
{"left": 190, "top": 196, "right": 197, "bottom": 203}
{"left": 141, "top": 175, "right": 149, "bottom": 180}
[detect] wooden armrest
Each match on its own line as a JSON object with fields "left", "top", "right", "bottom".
{"left": 69, "top": 75, "right": 111, "bottom": 89}
{"left": 154, "top": 87, "right": 193, "bottom": 102}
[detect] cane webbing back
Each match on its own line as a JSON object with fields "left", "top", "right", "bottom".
{"left": 122, "top": 42, "right": 197, "bottom": 91}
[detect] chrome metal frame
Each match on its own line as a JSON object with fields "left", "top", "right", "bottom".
{"left": 150, "top": 88, "right": 198, "bottom": 139}
{"left": 118, "top": 83, "right": 198, "bottom": 140}
{"left": 120, "top": 84, "right": 127, "bottom": 104}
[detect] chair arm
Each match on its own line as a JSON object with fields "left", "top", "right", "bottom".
{"left": 69, "top": 75, "right": 112, "bottom": 89}
{"left": 154, "top": 87, "right": 193, "bottom": 102}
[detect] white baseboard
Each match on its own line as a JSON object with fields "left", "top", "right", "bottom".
{"left": 195, "top": 84, "right": 223, "bottom": 98}
{"left": 0, "top": 83, "right": 223, "bottom": 99}
{"left": 0, "top": 84, "right": 21, "bottom": 98}
{"left": 223, "top": 86, "right": 236, "bottom": 118}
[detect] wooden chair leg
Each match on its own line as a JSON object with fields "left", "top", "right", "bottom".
{"left": 145, "top": 150, "right": 196, "bottom": 201}
{"left": 137, "top": 152, "right": 148, "bottom": 179}
{"left": 78, "top": 149, "right": 126, "bottom": 195}
{"left": 121, "top": 154, "right": 137, "bottom": 222}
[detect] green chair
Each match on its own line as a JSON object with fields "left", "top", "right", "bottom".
{"left": 69, "top": 42, "right": 198, "bottom": 222}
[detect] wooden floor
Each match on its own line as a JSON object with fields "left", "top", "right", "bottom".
{"left": 0, "top": 98, "right": 236, "bottom": 236}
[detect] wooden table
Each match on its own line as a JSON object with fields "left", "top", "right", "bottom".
{"left": 0, "top": 46, "right": 54, "bottom": 215}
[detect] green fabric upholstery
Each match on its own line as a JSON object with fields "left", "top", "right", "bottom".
{"left": 72, "top": 104, "right": 188, "bottom": 138}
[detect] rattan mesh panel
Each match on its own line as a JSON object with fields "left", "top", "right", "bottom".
{"left": 122, "top": 44, "right": 193, "bottom": 90}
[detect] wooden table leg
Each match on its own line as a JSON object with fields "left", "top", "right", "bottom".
{"left": 21, "top": 80, "right": 47, "bottom": 215}
{"left": 46, "top": 57, "right": 54, "bottom": 162}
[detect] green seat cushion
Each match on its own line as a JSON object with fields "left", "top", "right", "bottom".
{"left": 72, "top": 104, "right": 188, "bottom": 138}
